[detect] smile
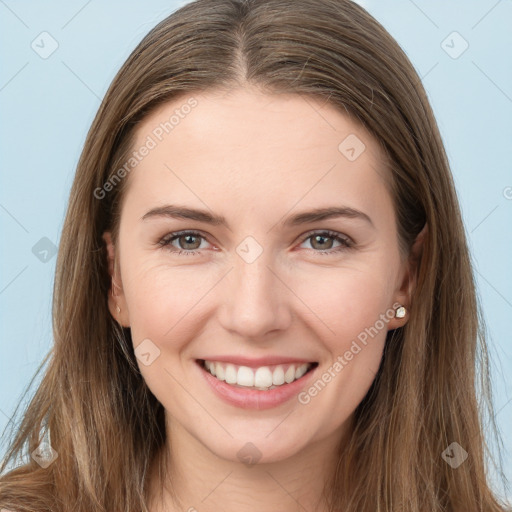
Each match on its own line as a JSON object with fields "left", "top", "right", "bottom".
{"left": 198, "top": 359, "right": 318, "bottom": 391}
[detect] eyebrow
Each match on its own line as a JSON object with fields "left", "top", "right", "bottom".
{"left": 141, "top": 204, "right": 374, "bottom": 229}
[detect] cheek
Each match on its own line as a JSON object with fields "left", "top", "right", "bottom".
{"left": 292, "top": 269, "right": 392, "bottom": 424}
{"left": 292, "top": 264, "right": 394, "bottom": 405}
{"left": 122, "top": 261, "right": 208, "bottom": 345}
{"left": 292, "top": 262, "right": 395, "bottom": 344}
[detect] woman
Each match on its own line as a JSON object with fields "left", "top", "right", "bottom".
{"left": 0, "top": 0, "right": 510, "bottom": 510}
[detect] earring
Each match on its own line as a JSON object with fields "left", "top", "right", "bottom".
{"left": 111, "top": 285, "right": 121, "bottom": 314}
{"left": 395, "top": 305, "right": 407, "bottom": 318}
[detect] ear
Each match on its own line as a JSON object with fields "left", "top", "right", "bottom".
{"left": 103, "top": 231, "right": 130, "bottom": 327}
{"left": 387, "top": 223, "right": 428, "bottom": 329}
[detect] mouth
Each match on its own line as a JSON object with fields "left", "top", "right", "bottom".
{"left": 196, "top": 358, "right": 319, "bottom": 391}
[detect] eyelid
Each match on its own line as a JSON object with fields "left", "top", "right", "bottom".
{"left": 298, "top": 228, "right": 353, "bottom": 246}
{"left": 157, "top": 229, "right": 212, "bottom": 249}
{"left": 158, "top": 228, "right": 354, "bottom": 256}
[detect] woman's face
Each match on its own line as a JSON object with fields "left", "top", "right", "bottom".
{"left": 105, "top": 86, "right": 412, "bottom": 464}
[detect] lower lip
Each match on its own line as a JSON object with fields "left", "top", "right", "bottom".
{"left": 196, "top": 360, "right": 318, "bottom": 410}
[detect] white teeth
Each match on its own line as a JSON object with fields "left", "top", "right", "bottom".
{"left": 254, "top": 367, "right": 273, "bottom": 388}
{"left": 202, "top": 360, "right": 314, "bottom": 390}
{"left": 225, "top": 364, "right": 237, "bottom": 384}
{"left": 272, "top": 365, "right": 285, "bottom": 385}
{"left": 215, "top": 362, "right": 225, "bottom": 381}
{"left": 237, "top": 366, "right": 254, "bottom": 387}
{"left": 284, "top": 365, "right": 296, "bottom": 383}
{"left": 295, "top": 364, "right": 307, "bottom": 379}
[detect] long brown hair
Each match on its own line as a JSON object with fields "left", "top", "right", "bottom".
{"left": 1, "top": 0, "right": 510, "bottom": 510}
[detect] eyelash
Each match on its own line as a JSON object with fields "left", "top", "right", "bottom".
{"left": 157, "top": 229, "right": 354, "bottom": 257}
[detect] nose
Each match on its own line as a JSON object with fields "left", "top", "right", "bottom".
{"left": 218, "top": 251, "right": 293, "bottom": 340}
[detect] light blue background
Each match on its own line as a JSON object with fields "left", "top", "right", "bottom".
{"left": 1, "top": 0, "right": 511, "bottom": 503}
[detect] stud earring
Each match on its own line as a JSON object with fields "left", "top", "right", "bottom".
{"left": 395, "top": 305, "right": 407, "bottom": 318}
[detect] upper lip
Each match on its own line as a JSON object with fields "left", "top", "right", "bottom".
{"left": 197, "top": 355, "right": 317, "bottom": 368}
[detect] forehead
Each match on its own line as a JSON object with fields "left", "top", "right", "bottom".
{"left": 122, "top": 87, "right": 391, "bottom": 227}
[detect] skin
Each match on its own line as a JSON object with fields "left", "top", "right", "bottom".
{"left": 103, "top": 86, "right": 423, "bottom": 512}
